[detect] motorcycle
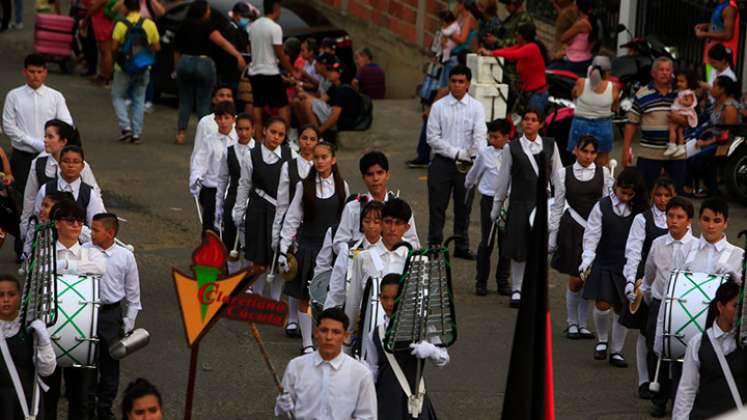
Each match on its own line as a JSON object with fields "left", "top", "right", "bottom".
{"left": 716, "top": 124, "right": 747, "bottom": 204}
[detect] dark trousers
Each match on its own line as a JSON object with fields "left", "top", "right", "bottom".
{"left": 94, "top": 304, "right": 122, "bottom": 414}
{"left": 427, "top": 155, "right": 471, "bottom": 249}
{"left": 415, "top": 121, "right": 431, "bottom": 163}
{"left": 10, "top": 148, "right": 37, "bottom": 193}
{"left": 476, "top": 194, "right": 510, "bottom": 286}
{"left": 222, "top": 200, "right": 238, "bottom": 252}
{"left": 44, "top": 367, "right": 92, "bottom": 420}
{"left": 636, "top": 157, "right": 687, "bottom": 195}
{"left": 1, "top": 0, "right": 10, "bottom": 30}
{"left": 646, "top": 298, "right": 683, "bottom": 408}
{"left": 686, "top": 145, "right": 719, "bottom": 194}
{"left": 198, "top": 187, "right": 217, "bottom": 233}
{"left": 176, "top": 55, "right": 216, "bottom": 131}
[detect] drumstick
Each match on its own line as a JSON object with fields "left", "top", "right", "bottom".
{"left": 266, "top": 247, "right": 278, "bottom": 284}
{"left": 115, "top": 238, "right": 135, "bottom": 253}
{"left": 229, "top": 233, "right": 241, "bottom": 259}
{"left": 649, "top": 356, "right": 662, "bottom": 393}
{"left": 608, "top": 158, "right": 618, "bottom": 178}
{"left": 193, "top": 196, "right": 203, "bottom": 225}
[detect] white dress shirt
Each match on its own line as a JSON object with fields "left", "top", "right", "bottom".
{"left": 464, "top": 146, "right": 504, "bottom": 196}
{"left": 492, "top": 135, "right": 564, "bottom": 213}
{"left": 189, "top": 113, "right": 237, "bottom": 163}
{"left": 580, "top": 195, "right": 632, "bottom": 265}
{"left": 332, "top": 192, "right": 420, "bottom": 255}
{"left": 272, "top": 157, "right": 313, "bottom": 248}
{"left": 622, "top": 205, "right": 668, "bottom": 283}
{"left": 426, "top": 92, "right": 487, "bottom": 160}
{"left": 344, "top": 240, "right": 408, "bottom": 335}
{"left": 275, "top": 351, "right": 376, "bottom": 420}
{"left": 324, "top": 237, "right": 378, "bottom": 310}
{"left": 0, "top": 316, "right": 56, "bottom": 377}
{"left": 215, "top": 139, "right": 255, "bottom": 224}
{"left": 642, "top": 231, "right": 695, "bottom": 301}
{"left": 676, "top": 235, "right": 745, "bottom": 284}
{"left": 279, "top": 175, "right": 349, "bottom": 254}
{"left": 314, "top": 226, "right": 338, "bottom": 279}
{"left": 2, "top": 84, "right": 73, "bottom": 153}
{"left": 232, "top": 143, "right": 297, "bottom": 228}
{"left": 673, "top": 322, "right": 737, "bottom": 420}
{"left": 549, "top": 162, "right": 613, "bottom": 236}
{"left": 84, "top": 242, "right": 141, "bottom": 322}
{"left": 34, "top": 178, "right": 106, "bottom": 228}
{"left": 189, "top": 131, "right": 237, "bottom": 194}
{"left": 56, "top": 240, "right": 106, "bottom": 275}
{"left": 20, "top": 154, "right": 99, "bottom": 239}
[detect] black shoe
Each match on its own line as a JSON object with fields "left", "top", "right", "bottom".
{"left": 649, "top": 403, "right": 666, "bottom": 418}
{"left": 285, "top": 321, "right": 301, "bottom": 338}
{"left": 609, "top": 352, "right": 628, "bottom": 368}
{"left": 453, "top": 248, "right": 475, "bottom": 260}
{"left": 118, "top": 130, "right": 132, "bottom": 142}
{"left": 301, "top": 345, "right": 314, "bottom": 355}
{"left": 578, "top": 327, "right": 595, "bottom": 339}
{"left": 130, "top": 136, "right": 142, "bottom": 144}
{"left": 406, "top": 159, "right": 429, "bottom": 168}
{"left": 593, "top": 342, "right": 608, "bottom": 360}
{"left": 475, "top": 283, "right": 488, "bottom": 296}
{"left": 638, "top": 383, "right": 654, "bottom": 400}
{"left": 496, "top": 282, "right": 511, "bottom": 296}
{"left": 509, "top": 291, "right": 521, "bottom": 308}
{"left": 565, "top": 324, "right": 580, "bottom": 339}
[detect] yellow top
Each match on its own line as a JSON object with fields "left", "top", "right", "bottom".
{"left": 112, "top": 12, "right": 159, "bottom": 45}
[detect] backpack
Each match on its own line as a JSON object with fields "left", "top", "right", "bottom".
{"left": 115, "top": 18, "right": 155, "bottom": 75}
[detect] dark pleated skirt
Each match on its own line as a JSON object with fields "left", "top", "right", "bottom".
{"left": 283, "top": 238, "right": 323, "bottom": 299}
{"left": 244, "top": 199, "right": 275, "bottom": 265}
{"left": 582, "top": 264, "right": 626, "bottom": 306}
{"left": 618, "top": 299, "right": 649, "bottom": 330}
{"left": 551, "top": 212, "right": 584, "bottom": 276}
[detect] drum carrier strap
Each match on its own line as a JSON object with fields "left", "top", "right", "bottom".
{"left": 0, "top": 329, "right": 41, "bottom": 419}
{"left": 377, "top": 324, "right": 425, "bottom": 418}
{"left": 707, "top": 328, "right": 745, "bottom": 412}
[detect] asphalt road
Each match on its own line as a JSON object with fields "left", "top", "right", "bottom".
{"left": 1, "top": 13, "right": 746, "bottom": 420}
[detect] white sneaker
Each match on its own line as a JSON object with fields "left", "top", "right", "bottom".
{"left": 13, "top": 22, "right": 23, "bottom": 30}
{"left": 144, "top": 102, "right": 154, "bottom": 113}
{"left": 125, "top": 98, "right": 132, "bottom": 107}
{"left": 662, "top": 143, "right": 678, "bottom": 157}
{"left": 674, "top": 144, "right": 687, "bottom": 158}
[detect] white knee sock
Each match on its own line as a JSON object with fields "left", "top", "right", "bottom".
{"left": 636, "top": 334, "right": 650, "bottom": 385}
{"left": 287, "top": 297, "right": 299, "bottom": 324}
{"left": 565, "top": 288, "right": 579, "bottom": 326}
{"left": 269, "top": 278, "right": 284, "bottom": 301}
{"left": 298, "top": 312, "right": 314, "bottom": 350}
{"left": 610, "top": 313, "right": 628, "bottom": 354}
{"left": 593, "top": 308, "right": 610, "bottom": 343}
{"left": 577, "top": 290, "right": 590, "bottom": 329}
{"left": 227, "top": 260, "right": 242, "bottom": 275}
{"left": 250, "top": 274, "right": 266, "bottom": 295}
{"left": 511, "top": 260, "right": 526, "bottom": 293}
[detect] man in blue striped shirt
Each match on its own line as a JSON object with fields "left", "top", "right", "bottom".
{"left": 622, "top": 58, "right": 686, "bottom": 192}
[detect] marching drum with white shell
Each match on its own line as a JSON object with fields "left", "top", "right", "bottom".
{"left": 47, "top": 274, "right": 101, "bottom": 367}
{"left": 661, "top": 270, "right": 729, "bottom": 361}
{"left": 309, "top": 270, "right": 332, "bottom": 320}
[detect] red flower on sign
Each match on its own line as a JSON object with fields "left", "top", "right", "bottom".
{"left": 192, "top": 232, "right": 226, "bottom": 271}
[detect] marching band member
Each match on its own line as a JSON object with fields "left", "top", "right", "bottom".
{"left": 672, "top": 281, "right": 745, "bottom": 420}
{"left": 324, "top": 200, "right": 384, "bottom": 310}
{"left": 365, "top": 274, "right": 449, "bottom": 420}
{"left": 638, "top": 197, "right": 695, "bottom": 417}
{"left": 313, "top": 224, "right": 340, "bottom": 280}
{"left": 279, "top": 142, "right": 348, "bottom": 354}
{"left": 465, "top": 118, "right": 513, "bottom": 296}
{"left": 549, "top": 135, "right": 613, "bottom": 338}
{"left": 22, "top": 190, "right": 73, "bottom": 260}
{"left": 275, "top": 308, "right": 376, "bottom": 420}
{"left": 271, "top": 124, "right": 318, "bottom": 337}
{"left": 0, "top": 273, "right": 56, "bottom": 420}
{"left": 579, "top": 168, "right": 648, "bottom": 367}
{"left": 491, "top": 108, "right": 563, "bottom": 307}
{"left": 189, "top": 101, "right": 237, "bottom": 233}
{"left": 188, "top": 84, "right": 235, "bottom": 151}
{"left": 33, "top": 145, "right": 106, "bottom": 230}
{"left": 86, "top": 213, "right": 141, "bottom": 420}
{"left": 332, "top": 151, "right": 419, "bottom": 255}
{"left": 621, "top": 177, "right": 675, "bottom": 400}
{"left": 46, "top": 199, "right": 106, "bottom": 420}
{"left": 232, "top": 116, "right": 293, "bottom": 275}
{"left": 215, "top": 112, "right": 255, "bottom": 274}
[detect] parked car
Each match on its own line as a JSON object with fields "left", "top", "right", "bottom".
{"left": 152, "top": 0, "right": 352, "bottom": 100}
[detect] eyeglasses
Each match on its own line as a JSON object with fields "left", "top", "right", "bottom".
{"left": 59, "top": 217, "right": 83, "bottom": 226}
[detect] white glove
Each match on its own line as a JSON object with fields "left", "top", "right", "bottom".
{"left": 490, "top": 203, "right": 501, "bottom": 223}
{"left": 189, "top": 180, "right": 202, "bottom": 197}
{"left": 548, "top": 230, "right": 558, "bottom": 254}
{"left": 409, "top": 341, "right": 438, "bottom": 360}
{"left": 122, "top": 317, "right": 135, "bottom": 335}
{"left": 28, "top": 320, "right": 51, "bottom": 346}
{"left": 578, "top": 258, "right": 593, "bottom": 278}
{"left": 278, "top": 254, "right": 290, "bottom": 273}
{"left": 275, "top": 392, "right": 294, "bottom": 416}
{"left": 624, "top": 281, "right": 636, "bottom": 302}
{"left": 455, "top": 150, "right": 470, "bottom": 162}
{"left": 214, "top": 206, "right": 223, "bottom": 227}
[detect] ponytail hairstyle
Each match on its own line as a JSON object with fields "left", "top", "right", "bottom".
{"left": 517, "top": 23, "right": 549, "bottom": 65}
{"left": 614, "top": 167, "right": 649, "bottom": 215}
{"left": 45, "top": 119, "right": 81, "bottom": 147}
{"left": 302, "top": 142, "right": 346, "bottom": 224}
{"left": 705, "top": 281, "right": 740, "bottom": 328}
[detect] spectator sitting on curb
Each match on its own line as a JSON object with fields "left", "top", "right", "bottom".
{"left": 296, "top": 59, "right": 362, "bottom": 135}
{"left": 352, "top": 48, "right": 385, "bottom": 99}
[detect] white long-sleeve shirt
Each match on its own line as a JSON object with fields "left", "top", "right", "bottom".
{"left": 56, "top": 240, "right": 106, "bottom": 275}
{"left": 332, "top": 192, "right": 420, "bottom": 255}
{"left": 0, "top": 316, "right": 56, "bottom": 377}
{"left": 580, "top": 195, "right": 631, "bottom": 265}
{"left": 622, "top": 205, "right": 668, "bottom": 283}
{"left": 426, "top": 92, "right": 486, "bottom": 160}
{"left": 324, "top": 237, "right": 377, "bottom": 310}
{"left": 676, "top": 235, "right": 745, "bottom": 284}
{"left": 464, "top": 146, "right": 504, "bottom": 196}
{"left": 189, "top": 113, "right": 236, "bottom": 163}
{"left": 279, "top": 176, "right": 349, "bottom": 254}
{"left": 2, "top": 84, "right": 73, "bottom": 153}
{"left": 549, "top": 162, "right": 612, "bottom": 234}
{"left": 672, "top": 322, "right": 737, "bottom": 420}
{"left": 20, "top": 154, "right": 99, "bottom": 239}
{"left": 642, "top": 231, "right": 694, "bottom": 301}
{"left": 492, "top": 135, "right": 563, "bottom": 213}
{"left": 272, "top": 157, "right": 313, "bottom": 248}
{"left": 34, "top": 178, "right": 106, "bottom": 228}
{"left": 215, "top": 139, "right": 255, "bottom": 223}
{"left": 83, "top": 242, "right": 141, "bottom": 322}
{"left": 189, "top": 131, "right": 236, "bottom": 194}
{"left": 275, "top": 351, "right": 376, "bottom": 420}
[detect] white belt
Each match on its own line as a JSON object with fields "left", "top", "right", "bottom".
{"left": 253, "top": 188, "right": 277, "bottom": 207}
{"left": 0, "top": 329, "right": 41, "bottom": 419}
{"left": 378, "top": 325, "right": 425, "bottom": 417}
{"left": 566, "top": 207, "right": 587, "bottom": 229}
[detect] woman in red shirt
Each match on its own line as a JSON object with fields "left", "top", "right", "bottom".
{"left": 479, "top": 23, "right": 549, "bottom": 113}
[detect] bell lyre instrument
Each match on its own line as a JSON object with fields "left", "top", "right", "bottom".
{"left": 20, "top": 222, "right": 58, "bottom": 330}
{"left": 736, "top": 230, "right": 747, "bottom": 348}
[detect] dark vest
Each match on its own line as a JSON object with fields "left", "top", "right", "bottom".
{"left": 691, "top": 333, "right": 747, "bottom": 420}
{"left": 596, "top": 196, "right": 635, "bottom": 268}
{"left": 249, "top": 145, "right": 291, "bottom": 200}
{"left": 564, "top": 165, "right": 603, "bottom": 220}
{"left": 299, "top": 187, "right": 341, "bottom": 244}
{"left": 45, "top": 179, "right": 93, "bottom": 222}
{"left": 508, "top": 137, "right": 554, "bottom": 209}
{"left": 636, "top": 209, "right": 669, "bottom": 279}
{"left": 0, "top": 328, "right": 35, "bottom": 412}
{"left": 287, "top": 158, "right": 303, "bottom": 204}
{"left": 35, "top": 156, "right": 55, "bottom": 186}
{"left": 224, "top": 146, "right": 241, "bottom": 213}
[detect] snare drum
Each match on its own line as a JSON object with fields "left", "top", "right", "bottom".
{"left": 47, "top": 274, "right": 100, "bottom": 368}
{"left": 309, "top": 270, "right": 332, "bottom": 320}
{"left": 662, "top": 271, "right": 729, "bottom": 361}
